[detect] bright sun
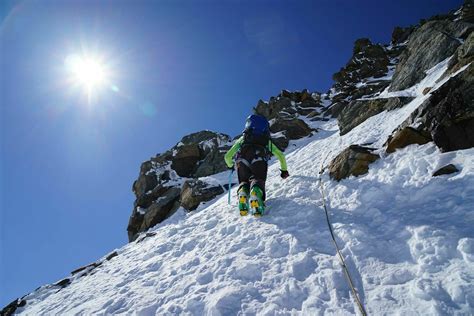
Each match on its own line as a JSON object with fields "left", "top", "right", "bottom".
{"left": 65, "top": 54, "right": 108, "bottom": 97}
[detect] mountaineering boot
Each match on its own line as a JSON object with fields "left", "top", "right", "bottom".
{"left": 249, "top": 186, "right": 265, "bottom": 217}
{"left": 237, "top": 185, "right": 249, "bottom": 216}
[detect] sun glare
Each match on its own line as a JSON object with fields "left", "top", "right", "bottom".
{"left": 65, "top": 54, "right": 108, "bottom": 98}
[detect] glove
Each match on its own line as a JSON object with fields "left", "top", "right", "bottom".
{"left": 228, "top": 165, "right": 234, "bottom": 171}
{"left": 280, "top": 169, "right": 289, "bottom": 179}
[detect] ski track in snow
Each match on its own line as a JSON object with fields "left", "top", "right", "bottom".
{"left": 17, "top": 60, "right": 474, "bottom": 315}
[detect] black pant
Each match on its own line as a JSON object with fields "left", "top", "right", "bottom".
{"left": 236, "top": 145, "right": 268, "bottom": 200}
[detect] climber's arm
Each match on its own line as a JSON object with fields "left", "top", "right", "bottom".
{"left": 269, "top": 141, "right": 288, "bottom": 171}
{"left": 224, "top": 137, "right": 243, "bottom": 168}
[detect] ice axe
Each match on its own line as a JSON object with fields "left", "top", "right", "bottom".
{"left": 227, "top": 166, "right": 234, "bottom": 205}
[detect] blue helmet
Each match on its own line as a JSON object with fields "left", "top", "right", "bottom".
{"left": 244, "top": 114, "right": 270, "bottom": 136}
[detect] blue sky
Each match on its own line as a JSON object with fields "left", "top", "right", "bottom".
{"left": 0, "top": 0, "right": 462, "bottom": 306}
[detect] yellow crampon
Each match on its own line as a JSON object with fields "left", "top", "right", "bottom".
{"left": 249, "top": 188, "right": 264, "bottom": 217}
{"left": 238, "top": 187, "right": 249, "bottom": 216}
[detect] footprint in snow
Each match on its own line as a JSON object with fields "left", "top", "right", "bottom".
{"left": 205, "top": 218, "right": 218, "bottom": 230}
{"left": 268, "top": 239, "right": 290, "bottom": 258}
{"left": 196, "top": 271, "right": 213, "bottom": 285}
{"left": 233, "top": 263, "right": 263, "bottom": 282}
{"left": 291, "top": 253, "right": 318, "bottom": 281}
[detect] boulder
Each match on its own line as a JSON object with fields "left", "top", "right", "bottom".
{"left": 171, "top": 144, "right": 200, "bottom": 177}
{"left": 338, "top": 97, "right": 413, "bottom": 135}
{"left": 135, "top": 185, "right": 171, "bottom": 209}
{"left": 254, "top": 97, "right": 292, "bottom": 120}
{"left": 386, "top": 127, "right": 432, "bottom": 153}
{"left": 329, "top": 145, "right": 380, "bottom": 181}
{"left": 389, "top": 20, "right": 470, "bottom": 91}
{"left": 433, "top": 164, "right": 459, "bottom": 177}
{"left": 128, "top": 186, "right": 181, "bottom": 241}
{"left": 132, "top": 173, "right": 158, "bottom": 198}
{"left": 168, "top": 131, "right": 232, "bottom": 178}
{"left": 180, "top": 180, "right": 224, "bottom": 211}
{"left": 194, "top": 133, "right": 231, "bottom": 177}
{"left": 140, "top": 187, "right": 181, "bottom": 232}
{"left": 270, "top": 118, "right": 313, "bottom": 140}
{"left": 194, "top": 148, "right": 228, "bottom": 178}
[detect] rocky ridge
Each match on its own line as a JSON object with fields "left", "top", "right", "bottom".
{"left": 127, "top": 89, "right": 325, "bottom": 242}
{"left": 127, "top": 0, "right": 474, "bottom": 241}
{"left": 3, "top": 2, "right": 474, "bottom": 314}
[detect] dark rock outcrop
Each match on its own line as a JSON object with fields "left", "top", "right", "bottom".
{"left": 389, "top": 19, "right": 471, "bottom": 91}
{"left": 459, "top": 0, "right": 474, "bottom": 23}
{"left": 447, "top": 31, "right": 474, "bottom": 74}
{"left": 324, "top": 35, "right": 406, "bottom": 119}
{"left": 433, "top": 164, "right": 460, "bottom": 176}
{"left": 338, "top": 97, "right": 413, "bottom": 135}
{"left": 0, "top": 249, "right": 123, "bottom": 314}
{"left": 180, "top": 180, "right": 224, "bottom": 211}
{"left": 141, "top": 187, "right": 181, "bottom": 229}
{"left": 254, "top": 89, "right": 321, "bottom": 149}
{"left": 324, "top": 100, "right": 348, "bottom": 118}
{"left": 128, "top": 186, "right": 181, "bottom": 241}
{"left": 173, "top": 131, "right": 232, "bottom": 178}
{"left": 333, "top": 38, "right": 390, "bottom": 90}
{"left": 329, "top": 145, "right": 380, "bottom": 181}
{"left": 126, "top": 89, "right": 330, "bottom": 241}
{"left": 409, "top": 64, "right": 474, "bottom": 152}
{"left": 391, "top": 26, "right": 415, "bottom": 45}
{"left": 1, "top": 299, "right": 27, "bottom": 316}
{"left": 386, "top": 127, "right": 432, "bottom": 153}
{"left": 171, "top": 144, "right": 201, "bottom": 177}
{"left": 270, "top": 118, "right": 313, "bottom": 140}
{"left": 127, "top": 131, "right": 232, "bottom": 241}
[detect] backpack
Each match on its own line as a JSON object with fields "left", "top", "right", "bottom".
{"left": 242, "top": 114, "right": 271, "bottom": 149}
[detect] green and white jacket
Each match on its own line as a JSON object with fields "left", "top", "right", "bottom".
{"left": 224, "top": 136, "right": 288, "bottom": 171}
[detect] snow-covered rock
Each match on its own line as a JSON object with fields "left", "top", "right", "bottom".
{"left": 3, "top": 3, "right": 474, "bottom": 315}
{"left": 128, "top": 131, "right": 233, "bottom": 241}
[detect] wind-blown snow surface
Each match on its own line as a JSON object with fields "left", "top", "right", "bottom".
{"left": 18, "top": 62, "right": 474, "bottom": 315}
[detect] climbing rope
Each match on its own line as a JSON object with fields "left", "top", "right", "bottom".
{"left": 318, "top": 178, "right": 368, "bottom": 315}
{"left": 317, "top": 161, "right": 368, "bottom": 315}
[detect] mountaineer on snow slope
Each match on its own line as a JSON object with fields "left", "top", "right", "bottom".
{"left": 224, "top": 114, "right": 289, "bottom": 216}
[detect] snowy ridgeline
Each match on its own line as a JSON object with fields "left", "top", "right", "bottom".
{"left": 16, "top": 60, "right": 474, "bottom": 315}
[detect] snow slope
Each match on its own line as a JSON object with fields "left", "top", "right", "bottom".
{"left": 16, "top": 61, "right": 474, "bottom": 315}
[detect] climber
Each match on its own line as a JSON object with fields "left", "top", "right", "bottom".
{"left": 224, "top": 114, "right": 289, "bottom": 217}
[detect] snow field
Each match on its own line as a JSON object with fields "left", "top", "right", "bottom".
{"left": 17, "top": 58, "right": 474, "bottom": 315}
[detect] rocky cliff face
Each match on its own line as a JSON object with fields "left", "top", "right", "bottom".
{"left": 127, "top": 1, "right": 473, "bottom": 241}
{"left": 127, "top": 131, "right": 232, "bottom": 241}
{"left": 326, "top": 0, "right": 473, "bottom": 181}
{"left": 127, "top": 90, "right": 327, "bottom": 241}
{"left": 329, "top": 1, "right": 473, "bottom": 138}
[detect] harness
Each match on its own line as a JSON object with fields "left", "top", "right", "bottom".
{"left": 236, "top": 142, "right": 271, "bottom": 167}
